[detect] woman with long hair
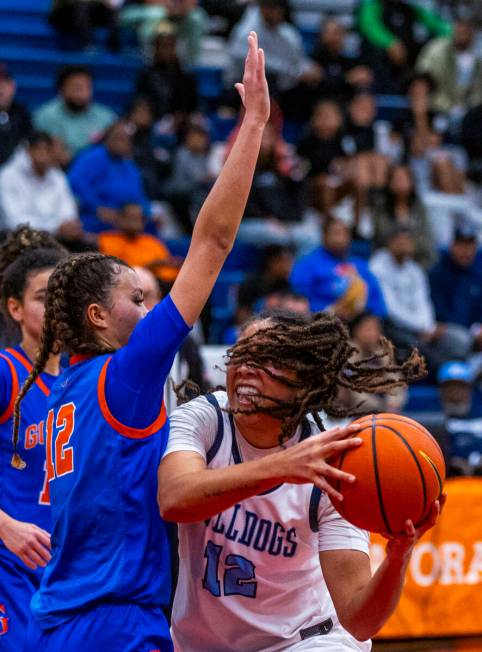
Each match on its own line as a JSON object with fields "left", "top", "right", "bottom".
{"left": 0, "top": 226, "right": 66, "bottom": 651}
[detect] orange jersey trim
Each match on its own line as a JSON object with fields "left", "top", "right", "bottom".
{"left": 5, "top": 348, "right": 50, "bottom": 397}
{"left": 97, "top": 357, "right": 167, "bottom": 439}
{"left": 0, "top": 354, "right": 18, "bottom": 424}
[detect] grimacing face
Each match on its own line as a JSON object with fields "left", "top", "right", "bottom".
{"left": 226, "top": 320, "right": 298, "bottom": 418}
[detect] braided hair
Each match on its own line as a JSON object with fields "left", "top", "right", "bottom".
{"left": 224, "top": 310, "right": 426, "bottom": 443}
{"left": 12, "top": 252, "right": 130, "bottom": 469}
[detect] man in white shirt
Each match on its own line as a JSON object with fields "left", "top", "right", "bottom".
{"left": 159, "top": 311, "right": 442, "bottom": 651}
{"left": 0, "top": 131, "right": 83, "bottom": 241}
{"left": 370, "top": 225, "right": 472, "bottom": 375}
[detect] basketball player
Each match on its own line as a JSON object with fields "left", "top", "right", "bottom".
{"left": 0, "top": 227, "right": 66, "bottom": 651}
{"left": 17, "top": 32, "right": 270, "bottom": 652}
{"left": 159, "top": 311, "right": 443, "bottom": 651}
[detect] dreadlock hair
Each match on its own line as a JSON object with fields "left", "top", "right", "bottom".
{"left": 11, "top": 252, "right": 130, "bottom": 469}
{"left": 224, "top": 309, "right": 426, "bottom": 444}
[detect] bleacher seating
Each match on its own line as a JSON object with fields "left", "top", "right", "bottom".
{"left": 0, "top": 0, "right": 452, "bottom": 412}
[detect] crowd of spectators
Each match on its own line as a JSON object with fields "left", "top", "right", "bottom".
{"left": 0, "top": 0, "right": 482, "bottom": 474}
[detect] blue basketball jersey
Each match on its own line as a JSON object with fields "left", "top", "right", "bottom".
{"left": 31, "top": 295, "right": 190, "bottom": 631}
{"left": 0, "top": 346, "right": 57, "bottom": 555}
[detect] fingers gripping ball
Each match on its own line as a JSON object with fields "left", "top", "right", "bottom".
{"left": 329, "top": 414, "right": 446, "bottom": 534}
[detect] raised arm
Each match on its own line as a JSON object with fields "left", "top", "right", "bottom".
{"left": 170, "top": 31, "right": 270, "bottom": 327}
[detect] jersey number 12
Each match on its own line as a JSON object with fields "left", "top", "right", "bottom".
{"left": 39, "top": 402, "right": 76, "bottom": 504}
{"left": 203, "top": 540, "right": 257, "bottom": 599}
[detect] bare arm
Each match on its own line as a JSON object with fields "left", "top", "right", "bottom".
{"left": 320, "top": 499, "right": 444, "bottom": 641}
{"left": 170, "top": 32, "right": 269, "bottom": 327}
{"left": 158, "top": 425, "right": 362, "bottom": 522}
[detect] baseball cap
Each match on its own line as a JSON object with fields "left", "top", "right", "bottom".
{"left": 453, "top": 219, "right": 477, "bottom": 243}
{"left": 437, "top": 360, "right": 473, "bottom": 384}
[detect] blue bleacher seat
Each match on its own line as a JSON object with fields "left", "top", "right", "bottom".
{"left": 196, "top": 66, "right": 224, "bottom": 100}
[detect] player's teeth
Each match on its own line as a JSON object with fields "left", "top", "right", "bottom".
{"left": 237, "top": 386, "right": 258, "bottom": 396}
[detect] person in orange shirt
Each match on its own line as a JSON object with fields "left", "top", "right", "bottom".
{"left": 98, "top": 202, "right": 182, "bottom": 284}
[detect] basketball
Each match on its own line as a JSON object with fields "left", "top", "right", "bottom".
{"left": 329, "top": 414, "right": 446, "bottom": 534}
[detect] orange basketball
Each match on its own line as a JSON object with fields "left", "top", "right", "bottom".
{"left": 329, "top": 414, "right": 446, "bottom": 534}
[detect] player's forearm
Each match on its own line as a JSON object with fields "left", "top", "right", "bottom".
{"left": 339, "top": 553, "right": 409, "bottom": 640}
{"left": 190, "top": 117, "right": 265, "bottom": 254}
{"left": 159, "top": 456, "right": 283, "bottom": 522}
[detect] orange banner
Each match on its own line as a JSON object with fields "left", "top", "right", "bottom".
{"left": 370, "top": 477, "right": 482, "bottom": 638}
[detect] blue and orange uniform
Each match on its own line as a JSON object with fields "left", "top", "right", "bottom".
{"left": 26, "top": 295, "right": 190, "bottom": 652}
{"left": 0, "top": 346, "right": 58, "bottom": 652}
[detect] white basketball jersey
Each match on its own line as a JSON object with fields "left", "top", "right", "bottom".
{"left": 167, "top": 392, "right": 372, "bottom": 652}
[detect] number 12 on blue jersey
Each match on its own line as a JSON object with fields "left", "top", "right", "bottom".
{"left": 41, "top": 402, "right": 76, "bottom": 503}
{"left": 203, "top": 540, "right": 257, "bottom": 598}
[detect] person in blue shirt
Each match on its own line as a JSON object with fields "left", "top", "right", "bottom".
{"left": 290, "top": 218, "right": 386, "bottom": 319}
{"left": 18, "top": 32, "right": 270, "bottom": 652}
{"left": 429, "top": 223, "right": 482, "bottom": 345}
{"left": 68, "top": 119, "right": 152, "bottom": 234}
{"left": 0, "top": 226, "right": 66, "bottom": 652}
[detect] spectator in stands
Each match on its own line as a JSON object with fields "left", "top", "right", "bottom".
{"left": 227, "top": 0, "right": 323, "bottom": 122}
{"left": 344, "top": 311, "right": 407, "bottom": 413}
{"left": 344, "top": 92, "right": 390, "bottom": 228}
{"left": 395, "top": 73, "right": 467, "bottom": 195}
{"left": 312, "top": 18, "right": 374, "bottom": 102}
{"left": 226, "top": 287, "right": 310, "bottom": 344}
{"left": 49, "top": 0, "right": 120, "bottom": 51}
{"left": 461, "top": 101, "right": 482, "bottom": 183}
{"left": 121, "top": 0, "right": 207, "bottom": 66}
{"left": 243, "top": 120, "right": 304, "bottom": 222}
{"left": 430, "top": 222, "right": 482, "bottom": 341}
{"left": 0, "top": 132, "right": 83, "bottom": 242}
{"left": 162, "top": 120, "right": 215, "bottom": 232}
{"left": 358, "top": 0, "right": 451, "bottom": 91}
{"left": 125, "top": 96, "right": 172, "bottom": 198}
{"left": 98, "top": 201, "right": 181, "bottom": 285}
{"left": 260, "top": 290, "right": 310, "bottom": 316}
{"left": 290, "top": 218, "right": 386, "bottom": 320}
{"left": 34, "top": 65, "right": 116, "bottom": 164}
{"left": 416, "top": 14, "right": 482, "bottom": 116}
{"left": 135, "top": 23, "right": 198, "bottom": 119}
{"left": 161, "top": 0, "right": 208, "bottom": 67}
{"left": 68, "top": 119, "right": 151, "bottom": 233}
{"left": 297, "top": 100, "right": 349, "bottom": 220}
{"left": 371, "top": 164, "right": 435, "bottom": 267}
{"left": 435, "top": 361, "right": 482, "bottom": 476}
{"left": 237, "top": 244, "right": 295, "bottom": 325}
{"left": 0, "top": 64, "right": 32, "bottom": 167}
{"left": 202, "top": 0, "right": 248, "bottom": 36}
{"left": 370, "top": 225, "right": 472, "bottom": 374}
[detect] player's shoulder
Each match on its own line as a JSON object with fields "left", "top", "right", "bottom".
{"left": 171, "top": 390, "right": 228, "bottom": 421}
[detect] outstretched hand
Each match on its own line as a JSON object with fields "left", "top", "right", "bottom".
{"left": 383, "top": 493, "right": 447, "bottom": 562}
{"left": 235, "top": 31, "right": 270, "bottom": 126}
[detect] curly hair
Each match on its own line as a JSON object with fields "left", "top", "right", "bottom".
{"left": 181, "top": 310, "right": 426, "bottom": 445}
{"left": 0, "top": 225, "right": 66, "bottom": 283}
{"left": 11, "top": 252, "right": 130, "bottom": 468}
